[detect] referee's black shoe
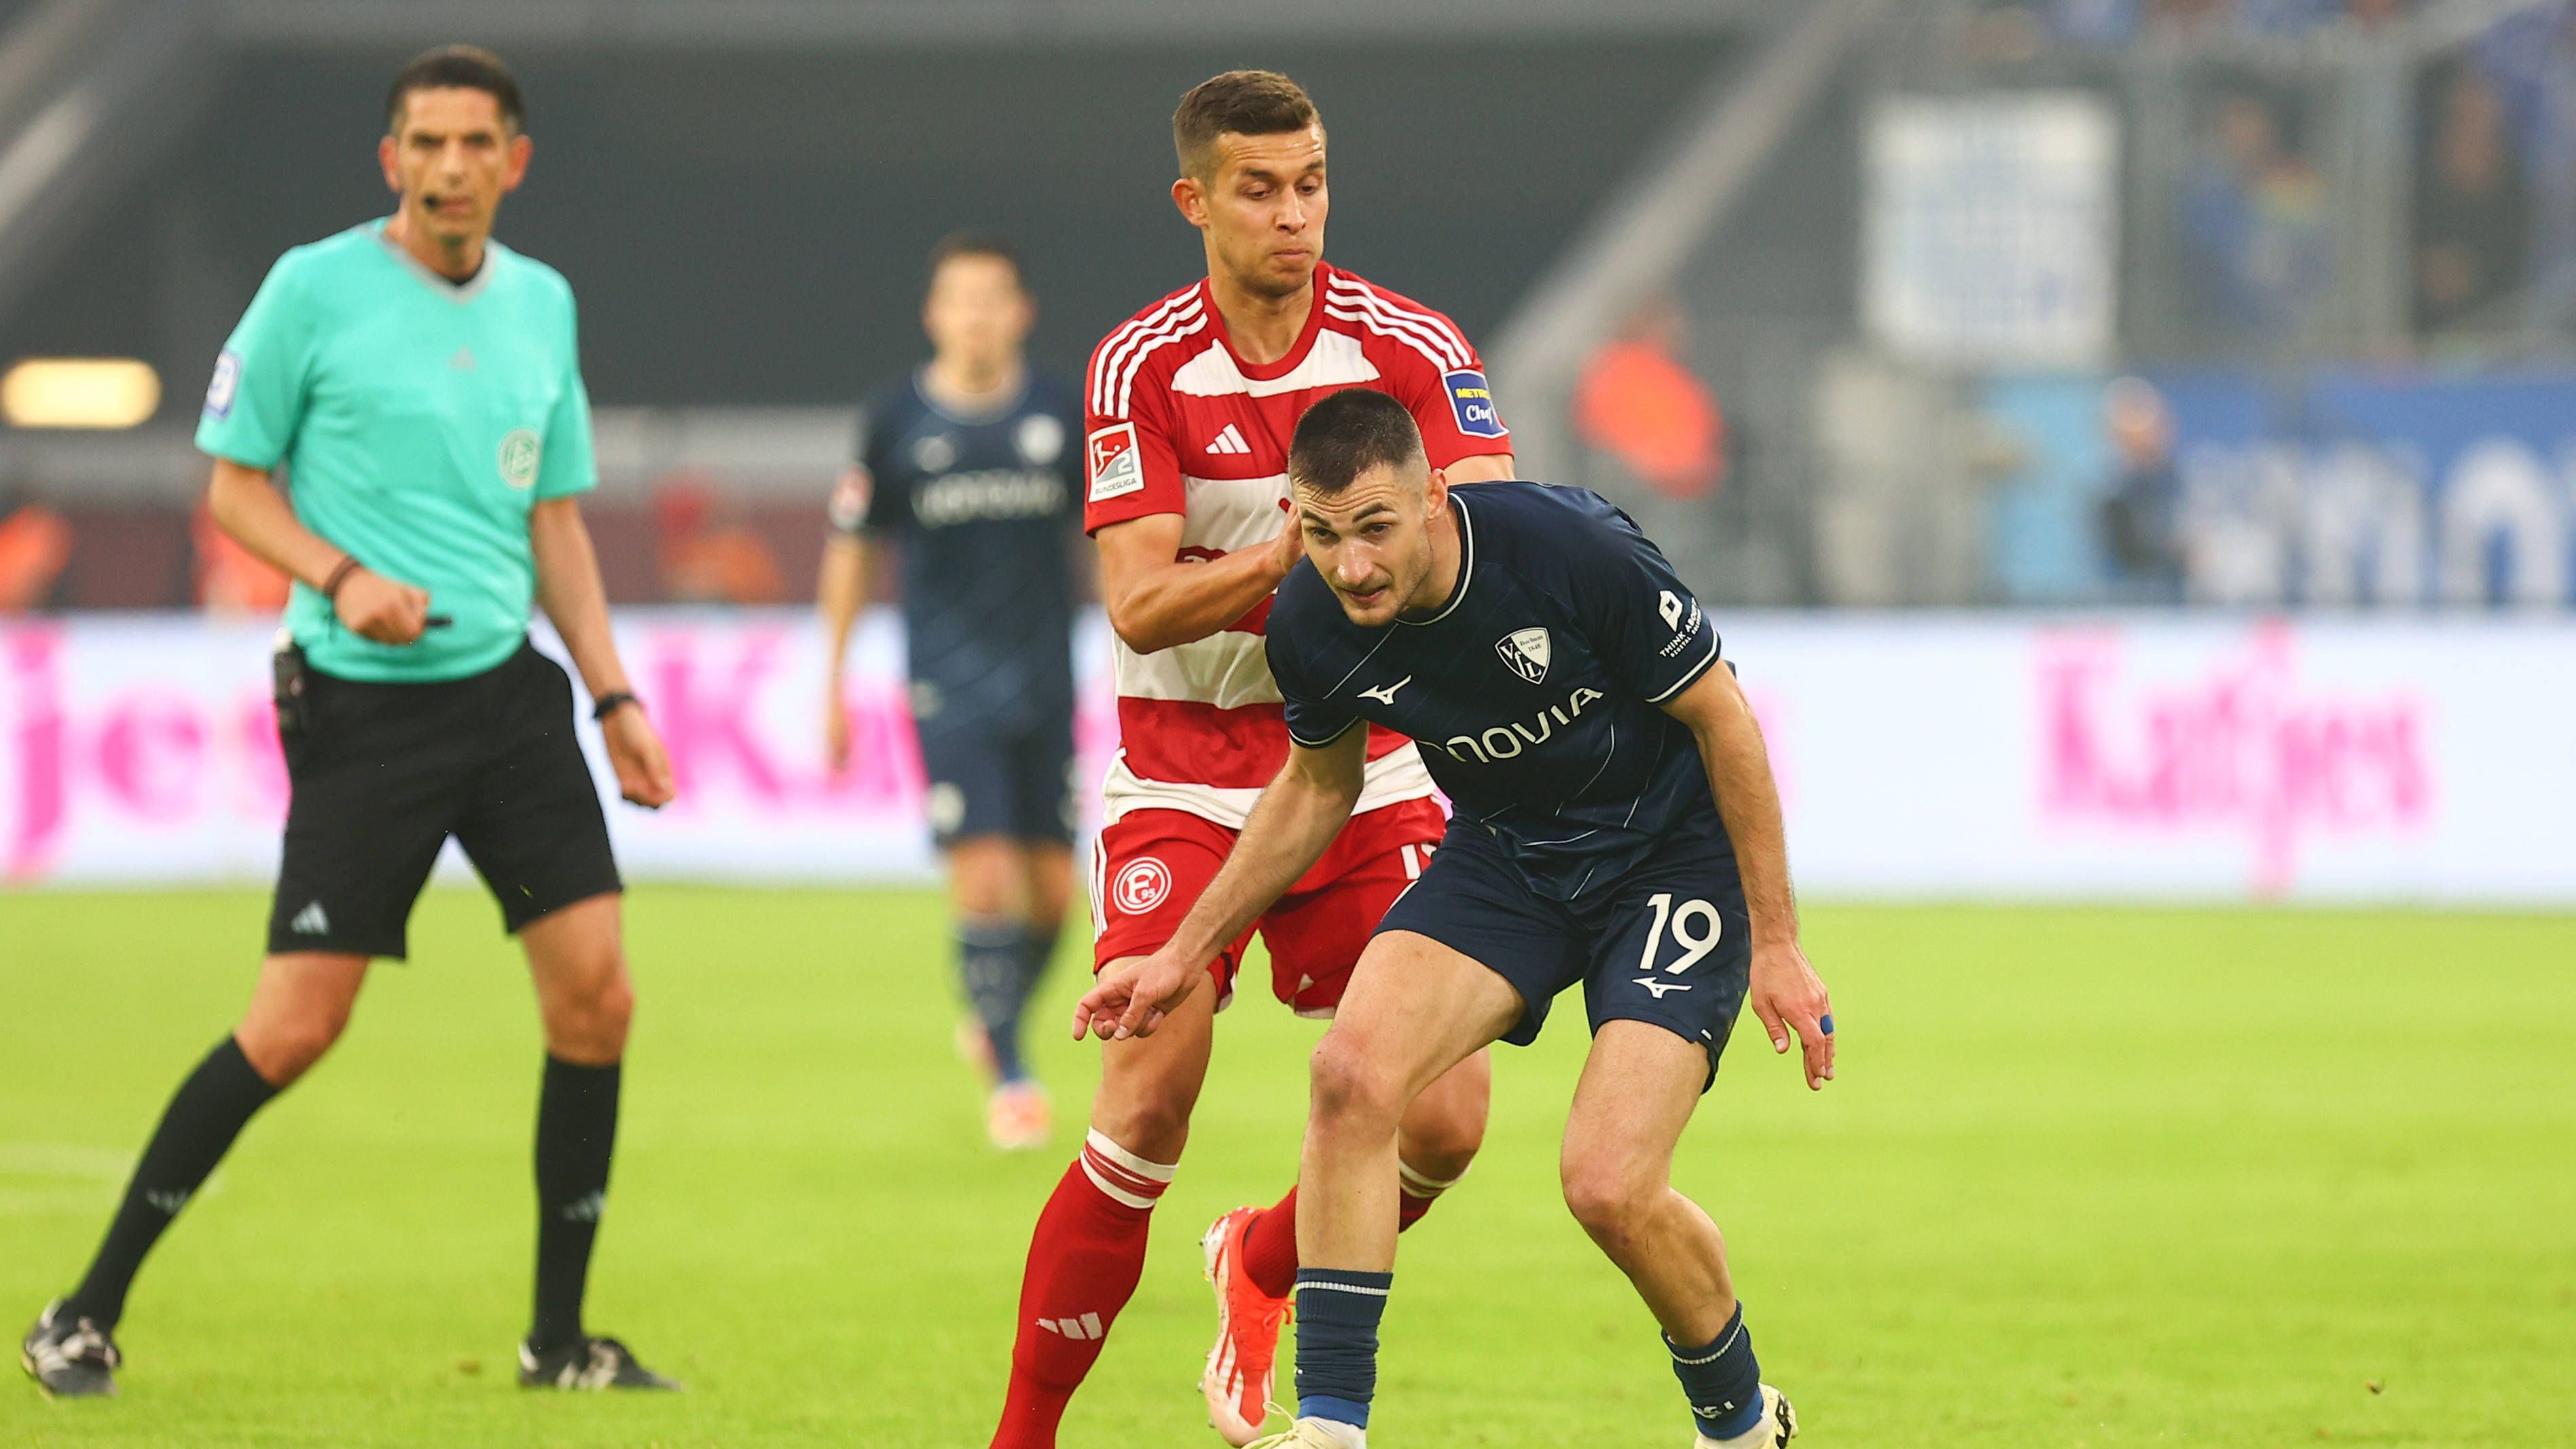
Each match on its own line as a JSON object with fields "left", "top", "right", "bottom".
{"left": 516, "top": 1335, "right": 680, "bottom": 1391}
{"left": 21, "top": 1300, "right": 120, "bottom": 1398}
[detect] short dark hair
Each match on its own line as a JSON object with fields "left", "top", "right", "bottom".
{"left": 386, "top": 45, "right": 524, "bottom": 134}
{"left": 926, "top": 231, "right": 1026, "bottom": 293}
{"left": 1173, "top": 70, "right": 1321, "bottom": 179}
{"left": 1290, "top": 390, "right": 1425, "bottom": 496}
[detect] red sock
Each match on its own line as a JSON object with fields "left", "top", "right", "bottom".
{"left": 990, "top": 1131, "right": 1175, "bottom": 1449}
{"left": 1239, "top": 1179, "right": 1449, "bottom": 1302}
{"left": 1240, "top": 1186, "right": 1301, "bottom": 1300}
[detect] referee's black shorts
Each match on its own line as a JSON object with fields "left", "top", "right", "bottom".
{"left": 267, "top": 641, "right": 622, "bottom": 960}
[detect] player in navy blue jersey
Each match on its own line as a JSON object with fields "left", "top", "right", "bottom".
{"left": 1074, "top": 389, "right": 1833, "bottom": 1449}
{"left": 820, "top": 233, "right": 1085, "bottom": 1151}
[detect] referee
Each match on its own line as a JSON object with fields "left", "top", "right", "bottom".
{"left": 20, "top": 47, "right": 678, "bottom": 1397}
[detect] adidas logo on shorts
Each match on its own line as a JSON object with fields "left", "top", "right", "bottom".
{"left": 289, "top": 901, "right": 329, "bottom": 936}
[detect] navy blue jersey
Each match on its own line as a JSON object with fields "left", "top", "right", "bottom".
{"left": 1267, "top": 482, "right": 1730, "bottom": 901}
{"left": 830, "top": 370, "right": 1082, "bottom": 736}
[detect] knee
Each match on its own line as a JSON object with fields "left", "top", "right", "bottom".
{"left": 237, "top": 1004, "right": 349, "bottom": 1086}
{"left": 1405, "top": 1065, "right": 1489, "bottom": 1173}
{"left": 1401, "top": 1103, "right": 1485, "bottom": 1182}
{"left": 1091, "top": 1077, "right": 1193, "bottom": 1164}
{"left": 547, "top": 960, "right": 634, "bottom": 1062}
{"left": 1561, "top": 1157, "right": 1659, "bottom": 1256}
{"left": 1308, "top": 1032, "right": 1403, "bottom": 1137}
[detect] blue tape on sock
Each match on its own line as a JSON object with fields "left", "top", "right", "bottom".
{"left": 1299, "top": 1394, "right": 1371, "bottom": 1429}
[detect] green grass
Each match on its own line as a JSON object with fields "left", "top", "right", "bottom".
{"left": 3, "top": 889, "right": 2573, "bottom": 1447}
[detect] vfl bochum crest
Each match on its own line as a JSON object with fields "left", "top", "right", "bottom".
{"left": 1496, "top": 627, "right": 1551, "bottom": 684}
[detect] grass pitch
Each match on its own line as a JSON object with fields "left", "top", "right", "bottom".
{"left": 3, "top": 888, "right": 2572, "bottom": 1448}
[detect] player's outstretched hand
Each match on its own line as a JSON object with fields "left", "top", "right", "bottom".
{"left": 602, "top": 703, "right": 676, "bottom": 809}
{"left": 822, "top": 687, "right": 852, "bottom": 775}
{"left": 335, "top": 569, "right": 431, "bottom": 645}
{"left": 1072, "top": 948, "right": 1201, "bottom": 1043}
{"left": 1748, "top": 939, "right": 1835, "bottom": 1090}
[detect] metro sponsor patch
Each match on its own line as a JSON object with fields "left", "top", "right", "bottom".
{"left": 1087, "top": 422, "right": 1145, "bottom": 502}
{"left": 1444, "top": 369, "right": 1505, "bottom": 439}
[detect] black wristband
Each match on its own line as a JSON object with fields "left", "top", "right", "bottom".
{"left": 322, "top": 555, "right": 361, "bottom": 601}
{"left": 592, "top": 691, "right": 640, "bottom": 722}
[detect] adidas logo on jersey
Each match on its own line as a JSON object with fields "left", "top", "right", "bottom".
{"left": 448, "top": 346, "right": 477, "bottom": 371}
{"left": 1206, "top": 423, "right": 1252, "bottom": 456}
{"left": 289, "top": 901, "right": 329, "bottom": 936}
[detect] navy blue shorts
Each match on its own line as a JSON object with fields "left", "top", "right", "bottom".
{"left": 915, "top": 717, "right": 1077, "bottom": 849}
{"left": 1375, "top": 819, "right": 1750, "bottom": 1086}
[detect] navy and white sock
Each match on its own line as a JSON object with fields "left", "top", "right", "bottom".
{"left": 1294, "top": 1268, "right": 1392, "bottom": 1429}
{"left": 958, "top": 917, "right": 1032, "bottom": 1083}
{"left": 1669, "top": 1303, "right": 1764, "bottom": 1440}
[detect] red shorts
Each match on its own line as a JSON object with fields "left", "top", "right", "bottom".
{"left": 1091, "top": 799, "right": 1447, "bottom": 1016}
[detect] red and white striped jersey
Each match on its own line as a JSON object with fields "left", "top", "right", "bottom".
{"left": 1082, "top": 261, "right": 1512, "bottom": 828}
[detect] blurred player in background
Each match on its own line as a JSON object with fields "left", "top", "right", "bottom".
{"left": 20, "top": 46, "right": 678, "bottom": 1399}
{"left": 1079, "top": 390, "right": 1834, "bottom": 1449}
{"left": 989, "top": 70, "right": 1517, "bottom": 1449}
{"left": 819, "top": 234, "right": 1085, "bottom": 1152}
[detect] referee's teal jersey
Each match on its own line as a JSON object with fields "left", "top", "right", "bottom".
{"left": 195, "top": 219, "right": 598, "bottom": 683}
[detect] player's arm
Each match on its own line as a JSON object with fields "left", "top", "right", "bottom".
{"left": 1094, "top": 511, "right": 1301, "bottom": 654}
{"left": 1072, "top": 725, "right": 1369, "bottom": 1041}
{"left": 204, "top": 456, "right": 427, "bottom": 644}
{"left": 816, "top": 509, "right": 884, "bottom": 772}
{"left": 196, "top": 251, "right": 426, "bottom": 644}
{"left": 1662, "top": 664, "right": 1834, "bottom": 1090}
{"left": 532, "top": 496, "right": 674, "bottom": 809}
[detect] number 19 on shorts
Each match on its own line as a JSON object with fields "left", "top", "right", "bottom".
{"left": 1639, "top": 893, "right": 1724, "bottom": 974}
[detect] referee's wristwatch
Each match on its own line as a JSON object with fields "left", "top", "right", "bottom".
{"left": 592, "top": 691, "right": 642, "bottom": 722}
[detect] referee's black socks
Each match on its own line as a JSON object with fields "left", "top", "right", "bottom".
{"left": 62, "top": 1035, "right": 279, "bottom": 1327}
{"left": 529, "top": 1054, "right": 621, "bottom": 1355}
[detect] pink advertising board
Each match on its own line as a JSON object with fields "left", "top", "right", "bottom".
{"left": 4, "top": 610, "right": 2570, "bottom": 904}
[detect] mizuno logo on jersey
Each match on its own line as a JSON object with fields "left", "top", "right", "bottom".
{"left": 1206, "top": 423, "right": 1252, "bottom": 456}
{"left": 1358, "top": 676, "right": 1413, "bottom": 705}
{"left": 1633, "top": 977, "right": 1695, "bottom": 999}
{"left": 1440, "top": 687, "right": 1606, "bottom": 765}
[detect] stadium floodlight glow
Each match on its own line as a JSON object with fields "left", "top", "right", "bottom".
{"left": 1, "top": 357, "right": 162, "bottom": 429}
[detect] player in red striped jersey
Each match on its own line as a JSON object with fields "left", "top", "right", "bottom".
{"left": 987, "top": 71, "right": 1518, "bottom": 1449}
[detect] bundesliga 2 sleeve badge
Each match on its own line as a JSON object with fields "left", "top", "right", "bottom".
{"left": 1086, "top": 422, "right": 1144, "bottom": 503}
